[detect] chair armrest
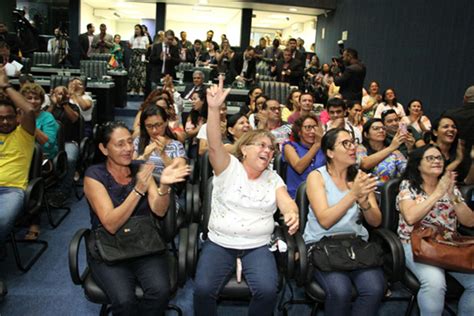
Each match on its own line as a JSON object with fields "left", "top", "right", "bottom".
{"left": 186, "top": 223, "right": 200, "bottom": 278}
{"left": 458, "top": 225, "right": 474, "bottom": 236}
{"left": 293, "top": 232, "right": 308, "bottom": 286}
{"left": 68, "top": 228, "right": 91, "bottom": 285}
{"left": 370, "top": 228, "right": 405, "bottom": 282}
{"left": 185, "top": 182, "right": 194, "bottom": 224}
{"left": 192, "top": 183, "right": 201, "bottom": 222}
{"left": 53, "top": 150, "right": 68, "bottom": 179}
{"left": 177, "top": 227, "right": 189, "bottom": 287}
{"left": 161, "top": 187, "right": 177, "bottom": 242}
{"left": 23, "top": 177, "right": 44, "bottom": 215}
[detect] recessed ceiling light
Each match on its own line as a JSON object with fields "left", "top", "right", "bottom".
{"left": 289, "top": 8, "right": 298, "bottom": 12}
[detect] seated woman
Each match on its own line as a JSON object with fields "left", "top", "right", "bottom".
{"left": 397, "top": 144, "right": 474, "bottom": 316}
{"left": 133, "top": 105, "right": 186, "bottom": 175}
{"left": 20, "top": 83, "right": 59, "bottom": 240}
{"left": 304, "top": 128, "right": 384, "bottom": 316}
{"left": 197, "top": 102, "right": 227, "bottom": 155}
{"left": 193, "top": 76, "right": 299, "bottom": 316}
{"left": 133, "top": 91, "right": 185, "bottom": 143}
{"left": 283, "top": 89, "right": 301, "bottom": 123}
{"left": 185, "top": 90, "right": 208, "bottom": 159}
{"left": 224, "top": 113, "right": 251, "bottom": 152}
{"left": 373, "top": 88, "right": 405, "bottom": 119}
{"left": 347, "top": 100, "right": 365, "bottom": 133}
{"left": 400, "top": 99, "right": 431, "bottom": 143}
{"left": 430, "top": 115, "right": 471, "bottom": 182}
{"left": 68, "top": 77, "right": 93, "bottom": 137}
{"left": 282, "top": 114, "right": 326, "bottom": 199}
{"left": 248, "top": 94, "right": 268, "bottom": 129}
{"left": 357, "top": 118, "right": 408, "bottom": 187}
{"left": 84, "top": 121, "right": 189, "bottom": 315}
{"left": 240, "top": 86, "right": 263, "bottom": 117}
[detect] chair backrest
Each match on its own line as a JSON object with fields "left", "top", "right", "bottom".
{"left": 379, "top": 178, "right": 402, "bottom": 232}
{"left": 56, "top": 120, "right": 65, "bottom": 151}
{"left": 201, "top": 177, "right": 214, "bottom": 240}
{"left": 295, "top": 181, "right": 309, "bottom": 231}
{"left": 80, "top": 60, "right": 108, "bottom": 79}
{"left": 273, "top": 151, "right": 287, "bottom": 183}
{"left": 32, "top": 52, "right": 59, "bottom": 67}
{"left": 29, "top": 143, "right": 43, "bottom": 180}
{"left": 199, "top": 150, "right": 212, "bottom": 195}
{"left": 89, "top": 53, "right": 112, "bottom": 62}
{"left": 459, "top": 184, "right": 474, "bottom": 209}
{"left": 259, "top": 80, "right": 290, "bottom": 104}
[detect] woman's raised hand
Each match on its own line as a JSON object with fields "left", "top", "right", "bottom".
{"left": 350, "top": 170, "right": 378, "bottom": 200}
{"left": 136, "top": 163, "right": 155, "bottom": 193}
{"left": 207, "top": 74, "right": 230, "bottom": 110}
{"left": 160, "top": 159, "right": 191, "bottom": 185}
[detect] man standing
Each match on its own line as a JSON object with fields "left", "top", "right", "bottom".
{"left": 0, "top": 69, "right": 36, "bottom": 261}
{"left": 287, "top": 38, "right": 305, "bottom": 65}
{"left": 178, "top": 31, "right": 192, "bottom": 50}
{"left": 47, "top": 27, "right": 70, "bottom": 65}
{"left": 203, "top": 30, "right": 219, "bottom": 51}
{"left": 271, "top": 48, "right": 303, "bottom": 87}
{"left": 78, "top": 23, "right": 95, "bottom": 60}
{"left": 91, "top": 24, "right": 113, "bottom": 54}
{"left": 333, "top": 48, "right": 366, "bottom": 102}
{"left": 229, "top": 46, "right": 257, "bottom": 87}
{"left": 149, "top": 29, "right": 180, "bottom": 86}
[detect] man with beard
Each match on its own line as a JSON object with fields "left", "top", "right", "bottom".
{"left": 382, "top": 109, "right": 415, "bottom": 158}
{"left": 91, "top": 24, "right": 114, "bottom": 54}
{"left": 203, "top": 30, "right": 219, "bottom": 51}
{"left": 0, "top": 69, "right": 36, "bottom": 262}
{"left": 333, "top": 48, "right": 366, "bottom": 102}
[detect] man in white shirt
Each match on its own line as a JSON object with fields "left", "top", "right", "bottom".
{"left": 78, "top": 23, "right": 95, "bottom": 60}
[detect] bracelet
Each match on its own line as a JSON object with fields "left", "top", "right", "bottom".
{"left": 133, "top": 187, "right": 145, "bottom": 197}
{"left": 158, "top": 186, "right": 171, "bottom": 196}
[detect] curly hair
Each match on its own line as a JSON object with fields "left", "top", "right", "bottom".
{"left": 291, "top": 113, "right": 319, "bottom": 143}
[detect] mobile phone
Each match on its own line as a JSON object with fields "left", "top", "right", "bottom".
{"left": 399, "top": 123, "right": 408, "bottom": 135}
{"left": 130, "top": 160, "right": 146, "bottom": 168}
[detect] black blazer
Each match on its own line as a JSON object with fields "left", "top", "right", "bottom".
{"left": 334, "top": 62, "right": 366, "bottom": 102}
{"left": 78, "top": 33, "right": 91, "bottom": 60}
{"left": 229, "top": 52, "right": 256, "bottom": 83}
{"left": 149, "top": 43, "right": 180, "bottom": 83}
{"left": 272, "top": 58, "right": 303, "bottom": 86}
{"left": 185, "top": 49, "right": 209, "bottom": 64}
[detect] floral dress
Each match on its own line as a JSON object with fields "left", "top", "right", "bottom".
{"left": 356, "top": 144, "right": 407, "bottom": 187}
{"left": 396, "top": 180, "right": 464, "bottom": 242}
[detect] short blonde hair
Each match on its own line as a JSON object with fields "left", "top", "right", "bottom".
{"left": 20, "top": 83, "right": 45, "bottom": 103}
{"left": 232, "top": 129, "right": 276, "bottom": 161}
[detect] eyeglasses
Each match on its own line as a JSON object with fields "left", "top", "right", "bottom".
{"left": 371, "top": 125, "right": 386, "bottom": 132}
{"left": 302, "top": 124, "right": 318, "bottom": 131}
{"left": 145, "top": 121, "right": 166, "bottom": 130}
{"left": 248, "top": 142, "right": 275, "bottom": 152}
{"left": 0, "top": 115, "right": 17, "bottom": 122}
{"left": 336, "top": 139, "right": 356, "bottom": 150}
{"left": 423, "top": 155, "right": 444, "bottom": 163}
{"left": 268, "top": 106, "right": 280, "bottom": 112}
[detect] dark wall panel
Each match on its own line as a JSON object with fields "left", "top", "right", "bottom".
{"left": 315, "top": 0, "right": 474, "bottom": 118}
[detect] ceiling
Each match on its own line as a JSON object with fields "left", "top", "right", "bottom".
{"left": 83, "top": 0, "right": 324, "bottom": 28}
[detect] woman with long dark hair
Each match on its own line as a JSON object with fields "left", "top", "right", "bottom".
{"left": 304, "top": 128, "right": 384, "bottom": 316}
{"left": 357, "top": 118, "right": 407, "bottom": 187}
{"left": 374, "top": 88, "right": 405, "bottom": 118}
{"left": 430, "top": 115, "right": 471, "bottom": 181}
{"left": 84, "top": 121, "right": 189, "bottom": 315}
{"left": 397, "top": 144, "right": 474, "bottom": 316}
{"left": 133, "top": 105, "right": 186, "bottom": 176}
{"left": 400, "top": 99, "right": 431, "bottom": 143}
{"left": 128, "top": 24, "right": 150, "bottom": 95}
{"left": 282, "top": 89, "right": 301, "bottom": 122}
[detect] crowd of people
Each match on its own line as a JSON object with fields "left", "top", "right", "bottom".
{"left": 1, "top": 20, "right": 474, "bottom": 316}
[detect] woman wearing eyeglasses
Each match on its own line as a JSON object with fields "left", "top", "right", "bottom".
{"left": 357, "top": 118, "right": 407, "bottom": 188}
{"left": 133, "top": 104, "right": 186, "bottom": 176}
{"left": 193, "top": 76, "right": 299, "bottom": 316}
{"left": 397, "top": 144, "right": 474, "bottom": 316}
{"left": 304, "top": 128, "right": 384, "bottom": 316}
{"left": 282, "top": 113, "right": 326, "bottom": 199}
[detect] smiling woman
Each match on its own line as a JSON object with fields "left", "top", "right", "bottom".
{"left": 192, "top": 76, "right": 299, "bottom": 316}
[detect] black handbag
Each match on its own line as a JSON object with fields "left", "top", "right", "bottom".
{"left": 308, "top": 234, "right": 384, "bottom": 272}
{"left": 94, "top": 215, "right": 166, "bottom": 264}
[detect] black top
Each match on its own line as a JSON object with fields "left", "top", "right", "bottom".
{"left": 334, "top": 62, "right": 366, "bottom": 102}
{"left": 85, "top": 163, "right": 152, "bottom": 229}
{"left": 50, "top": 102, "right": 81, "bottom": 143}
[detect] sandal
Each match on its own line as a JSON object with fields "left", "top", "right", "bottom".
{"left": 24, "top": 230, "right": 40, "bottom": 241}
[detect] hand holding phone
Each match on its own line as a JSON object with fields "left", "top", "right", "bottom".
{"left": 399, "top": 122, "right": 408, "bottom": 135}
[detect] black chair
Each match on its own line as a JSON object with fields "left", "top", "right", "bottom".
{"left": 283, "top": 181, "right": 404, "bottom": 316}
{"left": 32, "top": 52, "right": 59, "bottom": 67}
{"left": 9, "top": 144, "right": 48, "bottom": 272}
{"left": 0, "top": 278, "right": 6, "bottom": 301}
{"left": 42, "top": 121, "right": 71, "bottom": 228}
{"left": 273, "top": 151, "right": 287, "bottom": 183}
{"left": 68, "top": 189, "right": 186, "bottom": 316}
{"left": 380, "top": 178, "right": 467, "bottom": 316}
{"left": 185, "top": 178, "right": 296, "bottom": 311}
